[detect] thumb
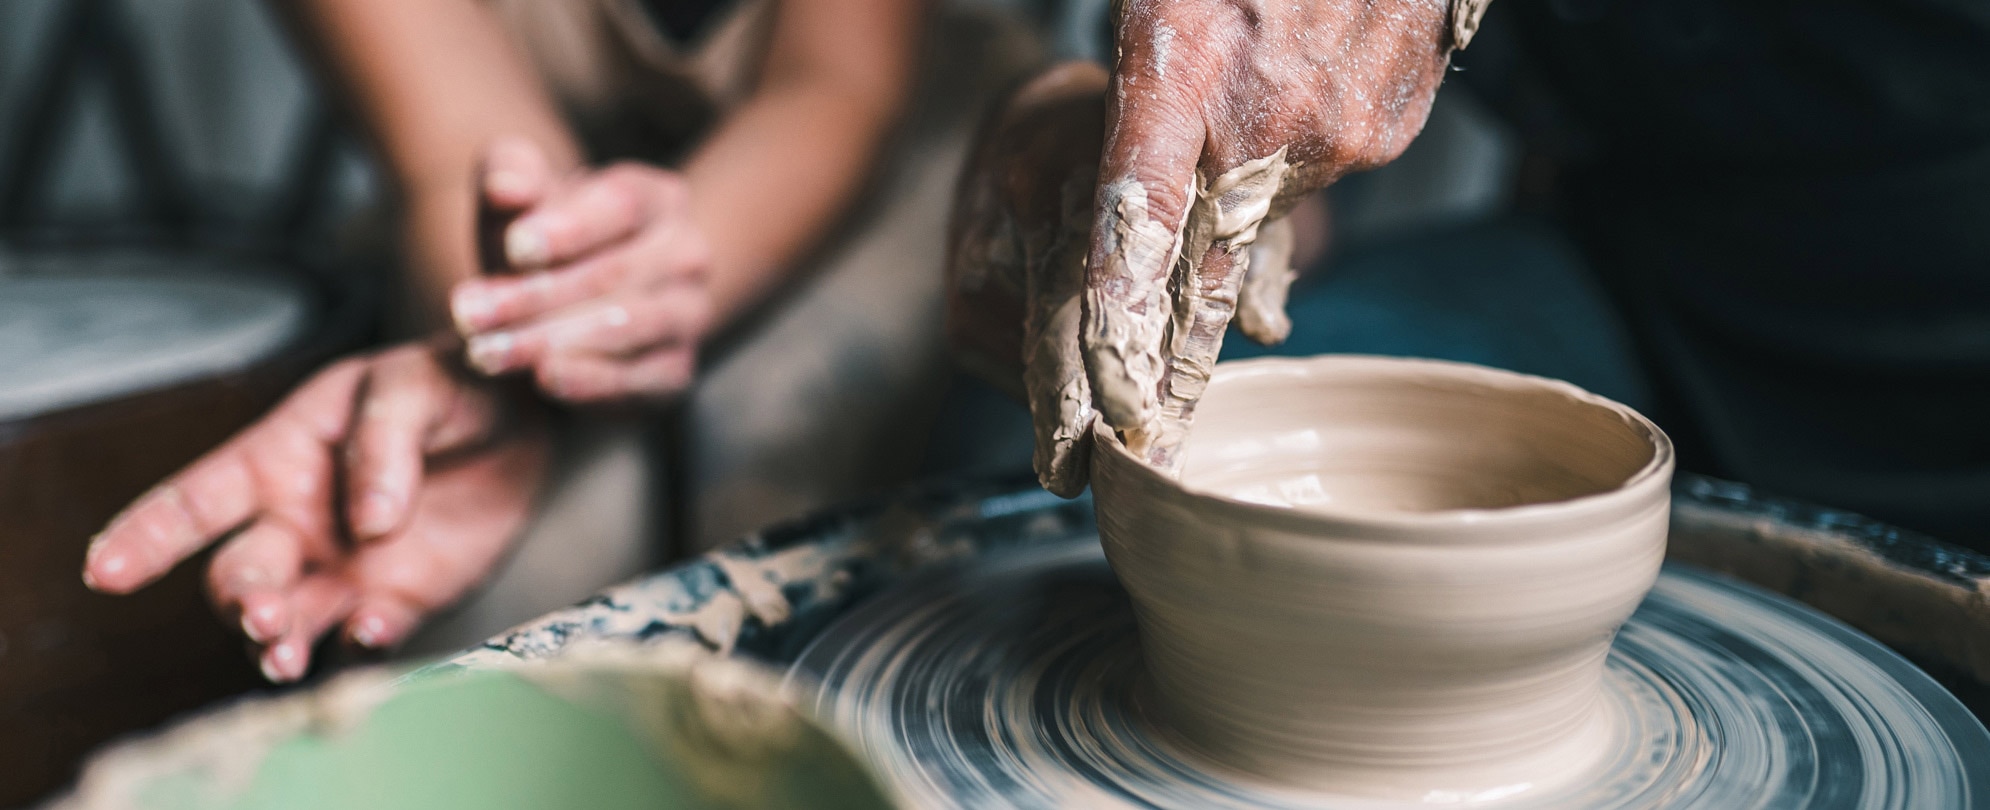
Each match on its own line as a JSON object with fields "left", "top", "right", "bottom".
{"left": 476, "top": 136, "right": 554, "bottom": 273}
{"left": 478, "top": 136, "right": 553, "bottom": 211}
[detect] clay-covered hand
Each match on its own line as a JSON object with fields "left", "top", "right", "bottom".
{"left": 81, "top": 340, "right": 549, "bottom": 682}
{"left": 949, "top": 64, "right": 1310, "bottom": 497}
{"left": 948, "top": 64, "right": 1114, "bottom": 497}
{"left": 450, "top": 137, "right": 713, "bottom": 403}
{"left": 1083, "top": 0, "right": 1451, "bottom": 471}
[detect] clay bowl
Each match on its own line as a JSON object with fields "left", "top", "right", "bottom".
{"left": 1091, "top": 355, "right": 1674, "bottom": 801}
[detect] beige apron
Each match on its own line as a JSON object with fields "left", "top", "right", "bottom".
{"left": 485, "top": 0, "right": 773, "bottom": 158}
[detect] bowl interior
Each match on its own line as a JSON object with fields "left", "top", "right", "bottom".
{"left": 1178, "top": 358, "right": 1660, "bottom": 515}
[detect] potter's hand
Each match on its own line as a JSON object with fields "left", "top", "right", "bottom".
{"left": 948, "top": 65, "right": 1310, "bottom": 496}
{"left": 949, "top": 64, "right": 1113, "bottom": 497}
{"left": 82, "top": 341, "right": 549, "bottom": 682}
{"left": 1085, "top": 0, "right": 1451, "bottom": 469}
{"left": 451, "top": 137, "right": 712, "bottom": 403}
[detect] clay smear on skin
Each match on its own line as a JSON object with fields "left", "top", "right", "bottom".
{"left": 1025, "top": 175, "right": 1102, "bottom": 496}
{"left": 1092, "top": 357, "right": 1673, "bottom": 801}
{"left": 1149, "top": 148, "right": 1290, "bottom": 468}
{"left": 1084, "top": 176, "right": 1186, "bottom": 442}
{"left": 1084, "top": 150, "right": 1291, "bottom": 467}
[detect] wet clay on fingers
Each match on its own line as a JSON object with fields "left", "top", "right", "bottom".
{"left": 1084, "top": 149, "right": 1293, "bottom": 468}
{"left": 1092, "top": 356, "right": 1674, "bottom": 801}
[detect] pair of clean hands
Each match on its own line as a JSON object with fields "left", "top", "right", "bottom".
{"left": 81, "top": 138, "right": 715, "bottom": 682}
{"left": 81, "top": 0, "right": 1455, "bottom": 682}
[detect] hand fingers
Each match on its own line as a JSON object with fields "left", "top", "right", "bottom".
{"left": 1080, "top": 69, "right": 1203, "bottom": 447}
{"left": 534, "top": 346, "right": 697, "bottom": 403}
{"left": 206, "top": 521, "right": 307, "bottom": 644}
{"left": 344, "top": 433, "right": 551, "bottom": 650}
{"left": 84, "top": 360, "right": 369, "bottom": 594}
{"left": 452, "top": 229, "right": 708, "bottom": 336}
{"left": 1014, "top": 88, "right": 1107, "bottom": 497}
{"left": 344, "top": 345, "right": 507, "bottom": 541}
{"left": 501, "top": 165, "right": 685, "bottom": 272}
{"left": 84, "top": 471, "right": 254, "bottom": 595}
{"left": 1236, "top": 215, "right": 1297, "bottom": 346}
{"left": 345, "top": 594, "right": 426, "bottom": 651}
{"left": 1024, "top": 269, "right": 1096, "bottom": 498}
{"left": 342, "top": 348, "right": 447, "bottom": 541}
{"left": 258, "top": 575, "right": 357, "bottom": 683}
{"left": 465, "top": 286, "right": 710, "bottom": 377}
{"left": 479, "top": 136, "right": 554, "bottom": 212}
{"left": 1083, "top": 7, "right": 1216, "bottom": 442}
{"left": 1143, "top": 149, "right": 1293, "bottom": 469}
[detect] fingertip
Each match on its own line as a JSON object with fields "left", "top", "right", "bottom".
{"left": 451, "top": 284, "right": 496, "bottom": 335}
{"left": 485, "top": 169, "right": 532, "bottom": 202}
{"left": 481, "top": 136, "right": 548, "bottom": 207}
{"left": 259, "top": 654, "right": 284, "bottom": 684}
{"left": 505, "top": 221, "right": 549, "bottom": 269}
{"left": 348, "top": 490, "right": 403, "bottom": 541}
{"left": 260, "top": 641, "right": 306, "bottom": 683}
{"left": 466, "top": 332, "right": 517, "bottom": 375}
{"left": 347, "top": 611, "right": 409, "bottom": 650}
{"left": 82, "top": 544, "right": 134, "bottom": 594}
{"left": 239, "top": 594, "right": 289, "bottom": 644}
{"left": 533, "top": 360, "right": 575, "bottom": 402}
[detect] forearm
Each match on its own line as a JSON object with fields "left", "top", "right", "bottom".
{"left": 683, "top": 84, "right": 901, "bottom": 323}
{"left": 272, "top": 0, "right": 582, "bottom": 322}
{"left": 683, "top": 0, "right": 922, "bottom": 325}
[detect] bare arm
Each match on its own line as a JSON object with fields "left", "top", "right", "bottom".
{"left": 272, "top": 0, "right": 583, "bottom": 326}
{"left": 684, "top": 0, "right": 925, "bottom": 321}
{"left": 445, "top": 0, "right": 928, "bottom": 401}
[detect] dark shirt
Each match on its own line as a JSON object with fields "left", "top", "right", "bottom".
{"left": 638, "top": 0, "right": 733, "bottom": 45}
{"left": 1503, "top": 0, "right": 1990, "bottom": 545}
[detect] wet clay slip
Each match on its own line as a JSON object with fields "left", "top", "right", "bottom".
{"left": 1091, "top": 356, "right": 1675, "bottom": 801}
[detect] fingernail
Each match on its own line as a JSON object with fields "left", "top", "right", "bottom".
{"left": 466, "top": 333, "right": 515, "bottom": 374}
{"left": 353, "top": 491, "right": 398, "bottom": 538}
{"left": 350, "top": 615, "right": 388, "bottom": 649}
{"left": 263, "top": 643, "right": 300, "bottom": 682}
{"left": 486, "top": 170, "right": 529, "bottom": 199}
{"left": 505, "top": 223, "right": 548, "bottom": 268}
{"left": 242, "top": 613, "right": 268, "bottom": 643}
{"left": 241, "top": 601, "right": 282, "bottom": 642}
{"left": 83, "top": 550, "right": 126, "bottom": 591}
{"left": 451, "top": 288, "right": 495, "bottom": 333}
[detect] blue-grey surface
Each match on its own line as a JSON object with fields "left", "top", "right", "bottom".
{"left": 793, "top": 545, "right": 1990, "bottom": 809}
{"left": 0, "top": 257, "right": 307, "bottom": 420}
{"left": 439, "top": 474, "right": 1990, "bottom": 808}
{"left": 444, "top": 473, "right": 1990, "bottom": 674}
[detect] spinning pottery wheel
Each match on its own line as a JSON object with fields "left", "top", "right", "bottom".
{"left": 792, "top": 543, "right": 1990, "bottom": 809}
{"left": 432, "top": 476, "right": 1990, "bottom": 810}
{"left": 782, "top": 358, "right": 1988, "bottom": 809}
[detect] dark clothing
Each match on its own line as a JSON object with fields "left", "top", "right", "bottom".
{"left": 1499, "top": 0, "right": 1990, "bottom": 546}
{"left": 639, "top": 0, "right": 734, "bottom": 45}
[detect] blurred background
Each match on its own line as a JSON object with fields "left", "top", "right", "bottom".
{"left": 0, "top": 0, "right": 1523, "bottom": 803}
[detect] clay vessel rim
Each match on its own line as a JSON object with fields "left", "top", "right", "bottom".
{"left": 1091, "top": 355, "right": 1675, "bottom": 539}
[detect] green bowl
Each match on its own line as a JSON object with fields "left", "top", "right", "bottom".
{"left": 50, "top": 643, "right": 893, "bottom": 810}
